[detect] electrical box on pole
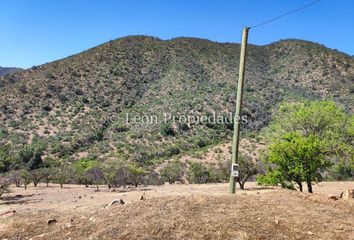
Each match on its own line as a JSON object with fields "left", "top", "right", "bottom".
{"left": 231, "top": 164, "right": 239, "bottom": 178}
{"left": 229, "top": 27, "right": 249, "bottom": 194}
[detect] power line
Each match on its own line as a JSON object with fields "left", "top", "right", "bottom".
{"left": 250, "top": 0, "right": 321, "bottom": 29}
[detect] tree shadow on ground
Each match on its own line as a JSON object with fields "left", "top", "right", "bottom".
{"left": 111, "top": 188, "right": 153, "bottom": 193}
{"left": 243, "top": 186, "right": 277, "bottom": 191}
{"left": 0, "top": 194, "right": 43, "bottom": 205}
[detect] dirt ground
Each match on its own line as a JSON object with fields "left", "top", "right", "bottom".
{"left": 0, "top": 182, "right": 353, "bottom": 239}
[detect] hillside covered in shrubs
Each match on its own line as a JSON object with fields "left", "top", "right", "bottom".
{"left": 0, "top": 36, "right": 353, "bottom": 188}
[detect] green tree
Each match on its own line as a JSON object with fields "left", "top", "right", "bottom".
{"left": 53, "top": 160, "right": 72, "bottom": 188}
{"left": 39, "top": 167, "right": 54, "bottom": 187}
{"left": 259, "top": 100, "right": 353, "bottom": 190}
{"left": 265, "top": 100, "right": 349, "bottom": 140}
{"left": 160, "top": 161, "right": 183, "bottom": 184}
{"left": 9, "top": 170, "right": 22, "bottom": 187}
{"left": 101, "top": 160, "right": 136, "bottom": 189}
{"left": 0, "top": 144, "right": 12, "bottom": 173}
{"left": 15, "top": 144, "right": 44, "bottom": 170}
{"left": 145, "top": 171, "right": 164, "bottom": 185}
{"left": 264, "top": 100, "right": 353, "bottom": 160}
{"left": 101, "top": 160, "right": 117, "bottom": 189}
{"left": 187, "top": 162, "right": 209, "bottom": 184}
{"left": 127, "top": 163, "right": 147, "bottom": 187}
{"left": 0, "top": 176, "right": 10, "bottom": 198}
{"left": 73, "top": 158, "right": 96, "bottom": 186}
{"left": 85, "top": 166, "right": 104, "bottom": 191}
{"left": 30, "top": 169, "right": 42, "bottom": 187}
{"left": 115, "top": 161, "right": 130, "bottom": 188}
{"left": 221, "top": 155, "right": 259, "bottom": 189}
{"left": 260, "top": 132, "right": 332, "bottom": 193}
{"left": 328, "top": 159, "right": 354, "bottom": 180}
{"left": 206, "top": 165, "right": 225, "bottom": 183}
{"left": 54, "top": 167, "right": 69, "bottom": 188}
{"left": 20, "top": 169, "right": 31, "bottom": 190}
{"left": 237, "top": 156, "right": 258, "bottom": 190}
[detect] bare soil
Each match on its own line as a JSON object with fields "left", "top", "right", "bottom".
{"left": 0, "top": 182, "right": 353, "bottom": 240}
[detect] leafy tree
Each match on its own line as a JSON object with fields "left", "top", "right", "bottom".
{"left": 42, "top": 156, "right": 60, "bottom": 168}
{"left": 328, "top": 160, "right": 354, "bottom": 180}
{"left": 260, "top": 132, "right": 332, "bottom": 193}
{"left": 55, "top": 167, "right": 69, "bottom": 188}
{"left": 30, "top": 169, "right": 42, "bottom": 187}
{"left": 115, "top": 161, "right": 130, "bottom": 188}
{"left": 187, "top": 162, "right": 209, "bottom": 184}
{"left": 257, "top": 169, "right": 296, "bottom": 190}
{"left": 127, "top": 163, "right": 147, "bottom": 187}
{"left": 15, "top": 144, "right": 44, "bottom": 170}
{"left": 145, "top": 171, "right": 164, "bottom": 185}
{"left": 39, "top": 167, "right": 54, "bottom": 187}
{"left": 20, "top": 169, "right": 31, "bottom": 190}
{"left": 9, "top": 170, "right": 22, "bottom": 187}
{"left": 101, "top": 161, "right": 117, "bottom": 189}
{"left": 220, "top": 155, "right": 259, "bottom": 189}
{"left": 0, "top": 144, "right": 12, "bottom": 173}
{"left": 237, "top": 156, "right": 259, "bottom": 190}
{"left": 259, "top": 100, "right": 353, "bottom": 191}
{"left": 265, "top": 100, "right": 348, "bottom": 139}
{"left": 85, "top": 166, "right": 104, "bottom": 191}
{"left": 73, "top": 158, "right": 96, "bottom": 186}
{"left": 160, "top": 161, "right": 183, "bottom": 184}
{"left": 0, "top": 176, "right": 10, "bottom": 198}
{"left": 101, "top": 160, "right": 130, "bottom": 189}
{"left": 54, "top": 161, "right": 72, "bottom": 188}
{"left": 206, "top": 165, "right": 225, "bottom": 183}
{"left": 264, "top": 100, "right": 352, "bottom": 157}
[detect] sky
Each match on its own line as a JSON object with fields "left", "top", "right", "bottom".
{"left": 0, "top": 0, "right": 353, "bottom": 69}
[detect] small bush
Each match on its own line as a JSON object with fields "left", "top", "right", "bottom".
{"left": 160, "top": 123, "right": 175, "bottom": 137}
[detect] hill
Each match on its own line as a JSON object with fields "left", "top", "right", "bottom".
{"left": 0, "top": 66, "right": 21, "bottom": 77}
{"left": 0, "top": 36, "right": 353, "bottom": 165}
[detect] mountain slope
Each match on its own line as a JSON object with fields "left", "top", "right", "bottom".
{"left": 0, "top": 66, "right": 21, "bottom": 77}
{"left": 0, "top": 36, "right": 353, "bottom": 164}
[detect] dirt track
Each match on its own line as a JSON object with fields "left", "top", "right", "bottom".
{"left": 0, "top": 182, "right": 353, "bottom": 239}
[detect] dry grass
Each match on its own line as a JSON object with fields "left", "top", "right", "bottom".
{"left": 1, "top": 185, "right": 353, "bottom": 240}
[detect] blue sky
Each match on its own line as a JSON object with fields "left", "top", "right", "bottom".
{"left": 0, "top": 0, "right": 353, "bottom": 69}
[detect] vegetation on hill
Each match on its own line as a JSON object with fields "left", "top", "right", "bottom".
{"left": 0, "top": 36, "right": 353, "bottom": 187}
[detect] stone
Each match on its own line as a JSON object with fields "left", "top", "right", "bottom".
{"left": 328, "top": 195, "right": 339, "bottom": 200}
{"left": 64, "top": 223, "right": 73, "bottom": 229}
{"left": 340, "top": 189, "right": 354, "bottom": 200}
{"left": 108, "top": 199, "right": 125, "bottom": 207}
{"left": 47, "top": 218, "right": 57, "bottom": 225}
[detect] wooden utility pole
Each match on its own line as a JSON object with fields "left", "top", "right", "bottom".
{"left": 229, "top": 27, "right": 249, "bottom": 194}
